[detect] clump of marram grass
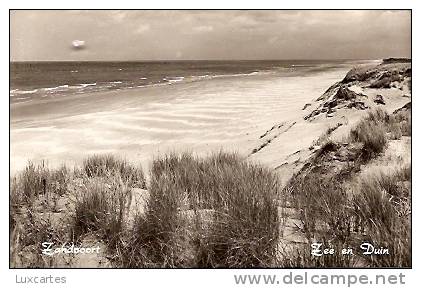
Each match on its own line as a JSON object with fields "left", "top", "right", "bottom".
{"left": 120, "top": 152, "right": 280, "bottom": 268}
{"left": 348, "top": 108, "right": 411, "bottom": 160}
{"left": 10, "top": 162, "right": 73, "bottom": 268}
{"left": 73, "top": 174, "right": 131, "bottom": 249}
{"left": 285, "top": 171, "right": 359, "bottom": 268}
{"left": 10, "top": 157, "right": 146, "bottom": 268}
{"left": 290, "top": 173, "right": 351, "bottom": 241}
{"left": 10, "top": 161, "right": 70, "bottom": 206}
{"left": 285, "top": 165, "right": 411, "bottom": 268}
{"left": 119, "top": 153, "right": 200, "bottom": 267}
{"left": 196, "top": 158, "right": 280, "bottom": 268}
{"left": 121, "top": 171, "right": 188, "bottom": 267}
{"left": 391, "top": 109, "right": 411, "bottom": 138}
{"left": 349, "top": 118, "right": 387, "bottom": 160}
{"left": 49, "top": 164, "right": 70, "bottom": 196}
{"left": 15, "top": 161, "right": 50, "bottom": 202}
{"left": 83, "top": 154, "right": 146, "bottom": 189}
{"left": 353, "top": 166, "right": 411, "bottom": 267}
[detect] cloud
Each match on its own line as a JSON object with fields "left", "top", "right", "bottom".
{"left": 10, "top": 10, "right": 411, "bottom": 61}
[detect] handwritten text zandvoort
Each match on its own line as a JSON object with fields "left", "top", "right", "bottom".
{"left": 41, "top": 242, "right": 101, "bottom": 256}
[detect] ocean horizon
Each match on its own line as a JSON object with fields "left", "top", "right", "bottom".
{"left": 10, "top": 59, "right": 377, "bottom": 104}
{"left": 10, "top": 60, "right": 365, "bottom": 174}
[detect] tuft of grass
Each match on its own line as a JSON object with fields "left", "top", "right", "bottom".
{"left": 19, "top": 161, "right": 50, "bottom": 201}
{"left": 10, "top": 161, "right": 74, "bottom": 267}
{"left": 197, "top": 160, "right": 280, "bottom": 268}
{"left": 365, "top": 108, "right": 390, "bottom": 123}
{"left": 391, "top": 109, "right": 411, "bottom": 138}
{"left": 50, "top": 164, "right": 70, "bottom": 196}
{"left": 122, "top": 171, "right": 188, "bottom": 267}
{"left": 369, "top": 74, "right": 401, "bottom": 89}
{"left": 11, "top": 157, "right": 147, "bottom": 268}
{"left": 349, "top": 118, "right": 387, "bottom": 160}
{"left": 285, "top": 172, "right": 358, "bottom": 267}
{"left": 83, "top": 154, "right": 146, "bottom": 189}
{"left": 286, "top": 165, "right": 411, "bottom": 267}
{"left": 353, "top": 167, "right": 411, "bottom": 267}
{"left": 120, "top": 152, "right": 280, "bottom": 268}
{"left": 73, "top": 175, "right": 131, "bottom": 249}
{"left": 348, "top": 108, "right": 411, "bottom": 161}
{"left": 11, "top": 161, "right": 70, "bottom": 206}
{"left": 290, "top": 173, "right": 352, "bottom": 241}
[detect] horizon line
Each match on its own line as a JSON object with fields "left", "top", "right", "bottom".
{"left": 10, "top": 58, "right": 396, "bottom": 63}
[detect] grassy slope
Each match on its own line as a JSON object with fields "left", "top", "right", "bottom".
{"left": 274, "top": 59, "right": 412, "bottom": 267}
{"left": 282, "top": 106, "right": 411, "bottom": 267}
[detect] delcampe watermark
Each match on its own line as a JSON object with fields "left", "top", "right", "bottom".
{"left": 233, "top": 272, "right": 406, "bottom": 286}
{"left": 41, "top": 242, "right": 101, "bottom": 256}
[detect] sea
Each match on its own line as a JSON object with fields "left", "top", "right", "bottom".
{"left": 10, "top": 60, "right": 371, "bottom": 104}
{"left": 10, "top": 59, "right": 379, "bottom": 173}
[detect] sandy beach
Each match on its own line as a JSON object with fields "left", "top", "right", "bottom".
{"left": 11, "top": 64, "right": 354, "bottom": 175}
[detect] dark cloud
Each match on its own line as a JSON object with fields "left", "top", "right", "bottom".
{"left": 10, "top": 10, "right": 411, "bottom": 61}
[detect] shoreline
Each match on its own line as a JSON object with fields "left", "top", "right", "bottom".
{"left": 11, "top": 64, "right": 352, "bottom": 175}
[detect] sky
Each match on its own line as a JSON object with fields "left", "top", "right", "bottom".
{"left": 10, "top": 10, "right": 411, "bottom": 61}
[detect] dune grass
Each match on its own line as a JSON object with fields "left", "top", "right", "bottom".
{"left": 10, "top": 161, "right": 74, "bottom": 267}
{"left": 349, "top": 116, "right": 387, "bottom": 160}
{"left": 73, "top": 175, "right": 131, "bottom": 248}
{"left": 10, "top": 155, "right": 146, "bottom": 267}
{"left": 73, "top": 155, "right": 146, "bottom": 252}
{"left": 120, "top": 152, "right": 280, "bottom": 268}
{"left": 83, "top": 154, "right": 146, "bottom": 189}
{"left": 10, "top": 161, "right": 69, "bottom": 205}
{"left": 286, "top": 165, "right": 411, "bottom": 267}
{"left": 11, "top": 152, "right": 280, "bottom": 268}
{"left": 284, "top": 108, "right": 411, "bottom": 267}
{"left": 353, "top": 166, "right": 411, "bottom": 267}
{"left": 348, "top": 108, "right": 410, "bottom": 161}
{"left": 195, "top": 155, "right": 280, "bottom": 268}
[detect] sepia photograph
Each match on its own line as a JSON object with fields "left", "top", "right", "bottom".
{"left": 9, "top": 10, "right": 411, "bottom": 269}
